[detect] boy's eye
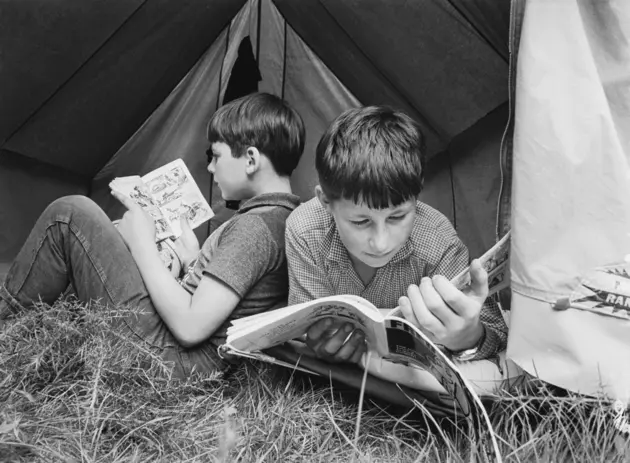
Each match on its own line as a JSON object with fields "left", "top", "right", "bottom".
{"left": 206, "top": 150, "right": 217, "bottom": 163}
{"left": 350, "top": 219, "right": 369, "bottom": 226}
{"left": 389, "top": 214, "right": 406, "bottom": 222}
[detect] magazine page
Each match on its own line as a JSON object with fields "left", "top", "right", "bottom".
{"left": 228, "top": 295, "right": 384, "bottom": 336}
{"left": 140, "top": 159, "right": 214, "bottom": 238}
{"left": 381, "top": 316, "right": 501, "bottom": 462}
{"left": 109, "top": 176, "right": 175, "bottom": 241}
{"left": 224, "top": 296, "right": 388, "bottom": 354}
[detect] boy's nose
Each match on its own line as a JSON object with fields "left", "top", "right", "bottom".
{"left": 369, "top": 228, "right": 390, "bottom": 254}
{"left": 207, "top": 162, "right": 215, "bottom": 174}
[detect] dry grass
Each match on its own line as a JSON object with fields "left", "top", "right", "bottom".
{"left": 1, "top": 300, "right": 629, "bottom": 462}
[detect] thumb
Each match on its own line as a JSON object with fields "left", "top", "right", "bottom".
{"left": 468, "top": 259, "right": 489, "bottom": 302}
{"left": 179, "top": 213, "right": 193, "bottom": 234}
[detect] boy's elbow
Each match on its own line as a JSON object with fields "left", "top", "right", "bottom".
{"left": 170, "top": 325, "right": 208, "bottom": 348}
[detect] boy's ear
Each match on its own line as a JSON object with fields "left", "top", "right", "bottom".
{"left": 244, "top": 147, "right": 261, "bottom": 175}
{"left": 315, "top": 186, "right": 333, "bottom": 213}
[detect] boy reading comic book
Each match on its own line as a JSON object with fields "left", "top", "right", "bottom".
{"left": 109, "top": 158, "right": 214, "bottom": 275}
{"left": 0, "top": 92, "right": 305, "bottom": 378}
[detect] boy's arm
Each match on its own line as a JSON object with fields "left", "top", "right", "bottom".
{"left": 132, "top": 250, "right": 240, "bottom": 347}
{"left": 114, "top": 191, "right": 275, "bottom": 347}
{"left": 286, "top": 223, "right": 366, "bottom": 363}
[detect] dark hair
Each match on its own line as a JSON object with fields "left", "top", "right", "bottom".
{"left": 207, "top": 92, "right": 305, "bottom": 177}
{"left": 315, "top": 106, "right": 425, "bottom": 209}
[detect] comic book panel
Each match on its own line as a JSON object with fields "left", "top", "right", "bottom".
{"left": 109, "top": 177, "right": 157, "bottom": 209}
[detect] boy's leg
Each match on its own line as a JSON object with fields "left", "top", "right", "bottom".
{"left": 0, "top": 195, "right": 150, "bottom": 314}
{"left": 0, "top": 195, "right": 222, "bottom": 377}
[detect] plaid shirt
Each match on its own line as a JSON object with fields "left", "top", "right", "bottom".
{"left": 285, "top": 198, "right": 507, "bottom": 361}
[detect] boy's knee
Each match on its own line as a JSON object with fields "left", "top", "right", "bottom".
{"left": 45, "top": 195, "right": 104, "bottom": 222}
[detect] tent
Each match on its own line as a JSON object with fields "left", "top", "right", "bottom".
{"left": 5, "top": 0, "right": 630, "bottom": 408}
{"left": 0, "top": 0, "right": 512, "bottom": 281}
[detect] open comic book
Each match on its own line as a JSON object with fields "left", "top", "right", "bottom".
{"left": 109, "top": 158, "right": 214, "bottom": 242}
{"left": 220, "top": 232, "right": 513, "bottom": 462}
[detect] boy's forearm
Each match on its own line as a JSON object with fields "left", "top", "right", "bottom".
{"left": 130, "top": 243, "right": 194, "bottom": 339}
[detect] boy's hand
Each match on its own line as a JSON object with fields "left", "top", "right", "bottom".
{"left": 304, "top": 318, "right": 367, "bottom": 364}
{"left": 399, "top": 259, "right": 488, "bottom": 352}
{"left": 173, "top": 215, "right": 200, "bottom": 269}
{"left": 111, "top": 190, "right": 156, "bottom": 253}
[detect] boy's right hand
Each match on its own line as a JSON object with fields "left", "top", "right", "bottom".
{"left": 304, "top": 318, "right": 367, "bottom": 364}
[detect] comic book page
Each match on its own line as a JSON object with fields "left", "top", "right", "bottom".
{"left": 382, "top": 316, "right": 502, "bottom": 462}
{"left": 109, "top": 159, "right": 213, "bottom": 242}
{"left": 140, "top": 159, "right": 214, "bottom": 238}
{"left": 109, "top": 176, "right": 175, "bottom": 241}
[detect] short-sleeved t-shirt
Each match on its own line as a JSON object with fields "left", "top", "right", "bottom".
{"left": 179, "top": 192, "right": 300, "bottom": 364}
{"left": 285, "top": 197, "right": 508, "bottom": 361}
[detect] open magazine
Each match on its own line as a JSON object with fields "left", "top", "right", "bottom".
{"left": 223, "top": 231, "right": 510, "bottom": 357}
{"left": 220, "top": 232, "right": 512, "bottom": 462}
{"left": 109, "top": 158, "right": 214, "bottom": 242}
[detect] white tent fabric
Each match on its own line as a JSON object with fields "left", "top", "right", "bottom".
{"left": 507, "top": 0, "right": 630, "bottom": 402}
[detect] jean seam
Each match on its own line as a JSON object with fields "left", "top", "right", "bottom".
{"left": 11, "top": 221, "right": 67, "bottom": 297}
{"left": 67, "top": 220, "right": 120, "bottom": 307}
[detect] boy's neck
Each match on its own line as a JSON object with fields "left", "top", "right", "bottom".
{"left": 250, "top": 174, "right": 293, "bottom": 197}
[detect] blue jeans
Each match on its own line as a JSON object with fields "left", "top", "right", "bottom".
{"left": 0, "top": 195, "right": 222, "bottom": 377}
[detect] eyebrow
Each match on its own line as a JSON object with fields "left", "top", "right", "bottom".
{"left": 352, "top": 207, "right": 411, "bottom": 218}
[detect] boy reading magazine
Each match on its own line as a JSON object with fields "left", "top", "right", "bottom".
{"left": 222, "top": 106, "right": 513, "bottom": 461}
{"left": 0, "top": 92, "right": 305, "bottom": 378}
{"left": 222, "top": 232, "right": 511, "bottom": 462}
{"left": 223, "top": 230, "right": 511, "bottom": 384}
{"left": 284, "top": 106, "right": 508, "bottom": 364}
{"left": 109, "top": 158, "right": 214, "bottom": 276}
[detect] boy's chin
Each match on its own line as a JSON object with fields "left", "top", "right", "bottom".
{"left": 356, "top": 252, "right": 396, "bottom": 269}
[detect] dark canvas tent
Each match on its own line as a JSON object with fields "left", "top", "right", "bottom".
{"left": 0, "top": 0, "right": 510, "bottom": 280}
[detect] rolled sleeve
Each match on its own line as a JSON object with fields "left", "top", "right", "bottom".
{"left": 474, "top": 298, "right": 508, "bottom": 360}
{"left": 203, "top": 216, "right": 276, "bottom": 298}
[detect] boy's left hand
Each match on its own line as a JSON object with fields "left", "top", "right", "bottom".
{"left": 399, "top": 259, "right": 487, "bottom": 352}
{"left": 111, "top": 190, "right": 156, "bottom": 253}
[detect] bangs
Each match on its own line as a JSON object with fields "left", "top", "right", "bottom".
{"left": 319, "top": 147, "right": 423, "bottom": 209}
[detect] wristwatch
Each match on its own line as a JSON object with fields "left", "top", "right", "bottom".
{"left": 446, "top": 325, "right": 486, "bottom": 362}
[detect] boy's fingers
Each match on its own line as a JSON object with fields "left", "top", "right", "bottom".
{"left": 469, "top": 259, "right": 489, "bottom": 302}
{"left": 399, "top": 296, "right": 420, "bottom": 327}
{"left": 332, "top": 329, "right": 365, "bottom": 362}
{"left": 111, "top": 190, "right": 135, "bottom": 211}
{"left": 408, "top": 283, "right": 443, "bottom": 333}
{"left": 320, "top": 323, "right": 355, "bottom": 356}
{"left": 306, "top": 318, "right": 334, "bottom": 342}
{"left": 180, "top": 213, "right": 193, "bottom": 232}
{"left": 349, "top": 342, "right": 366, "bottom": 364}
{"left": 431, "top": 275, "right": 470, "bottom": 318}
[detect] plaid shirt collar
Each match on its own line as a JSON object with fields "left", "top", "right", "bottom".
{"left": 321, "top": 219, "right": 414, "bottom": 266}
{"left": 237, "top": 192, "right": 301, "bottom": 215}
